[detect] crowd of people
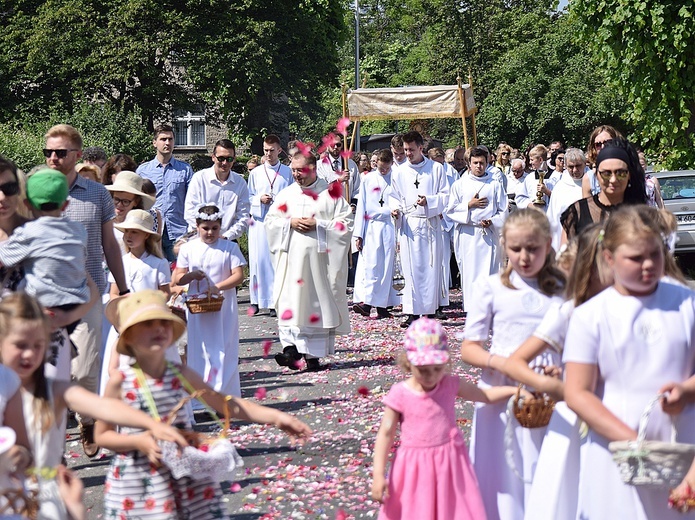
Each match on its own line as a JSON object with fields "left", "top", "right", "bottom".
{"left": 0, "top": 119, "right": 693, "bottom": 520}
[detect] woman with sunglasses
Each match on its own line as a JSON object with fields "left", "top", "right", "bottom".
{"left": 0, "top": 156, "right": 29, "bottom": 296}
{"left": 561, "top": 138, "right": 647, "bottom": 243}
{"left": 105, "top": 171, "right": 155, "bottom": 254}
{"left": 494, "top": 143, "right": 512, "bottom": 177}
{"left": 581, "top": 125, "right": 623, "bottom": 198}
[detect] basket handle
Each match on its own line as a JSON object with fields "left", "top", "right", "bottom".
{"left": 166, "top": 388, "right": 232, "bottom": 437}
{"left": 636, "top": 392, "right": 677, "bottom": 444}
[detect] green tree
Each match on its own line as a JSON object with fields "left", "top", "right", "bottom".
{"left": 0, "top": 0, "right": 347, "bottom": 140}
{"left": 477, "top": 13, "right": 628, "bottom": 149}
{"left": 571, "top": 0, "right": 695, "bottom": 168}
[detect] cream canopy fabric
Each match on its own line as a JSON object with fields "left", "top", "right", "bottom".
{"left": 347, "top": 85, "right": 476, "bottom": 122}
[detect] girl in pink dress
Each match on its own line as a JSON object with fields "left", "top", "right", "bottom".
{"left": 371, "top": 317, "right": 522, "bottom": 520}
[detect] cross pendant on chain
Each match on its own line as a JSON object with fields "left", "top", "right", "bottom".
{"left": 414, "top": 177, "right": 420, "bottom": 188}
{"left": 379, "top": 197, "right": 384, "bottom": 207}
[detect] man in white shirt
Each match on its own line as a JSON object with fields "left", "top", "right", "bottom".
{"left": 316, "top": 135, "right": 360, "bottom": 206}
{"left": 184, "top": 139, "right": 250, "bottom": 240}
{"left": 390, "top": 134, "right": 407, "bottom": 169}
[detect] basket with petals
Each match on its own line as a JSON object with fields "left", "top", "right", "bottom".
{"left": 512, "top": 384, "right": 555, "bottom": 429}
{"left": 184, "top": 278, "right": 224, "bottom": 314}
{"left": 609, "top": 394, "right": 695, "bottom": 488}
{"left": 159, "top": 390, "right": 243, "bottom": 481}
{"left": 166, "top": 292, "right": 187, "bottom": 321}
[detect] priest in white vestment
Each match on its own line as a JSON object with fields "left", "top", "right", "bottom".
{"left": 446, "top": 146, "right": 508, "bottom": 312}
{"left": 352, "top": 149, "right": 400, "bottom": 318}
{"left": 546, "top": 148, "right": 587, "bottom": 251}
{"left": 247, "top": 135, "right": 294, "bottom": 316}
{"left": 265, "top": 152, "right": 354, "bottom": 371}
{"left": 388, "top": 131, "right": 449, "bottom": 328}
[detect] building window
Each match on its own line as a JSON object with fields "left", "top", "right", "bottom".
{"left": 174, "top": 108, "right": 205, "bottom": 147}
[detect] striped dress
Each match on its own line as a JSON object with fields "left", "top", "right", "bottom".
{"left": 103, "top": 365, "right": 228, "bottom": 519}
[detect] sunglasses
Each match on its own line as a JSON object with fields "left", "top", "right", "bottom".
{"left": 43, "top": 148, "right": 78, "bottom": 159}
{"left": 113, "top": 196, "right": 135, "bottom": 207}
{"left": 597, "top": 169, "right": 629, "bottom": 181}
{"left": 215, "top": 155, "right": 235, "bottom": 163}
{"left": 0, "top": 181, "right": 20, "bottom": 196}
{"left": 594, "top": 140, "right": 610, "bottom": 150}
{"left": 500, "top": 152, "right": 510, "bottom": 156}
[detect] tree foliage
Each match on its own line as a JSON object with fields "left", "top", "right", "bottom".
{"left": 477, "top": 13, "right": 628, "bottom": 149}
{"left": 0, "top": 0, "right": 347, "bottom": 140}
{"left": 571, "top": 0, "right": 695, "bottom": 168}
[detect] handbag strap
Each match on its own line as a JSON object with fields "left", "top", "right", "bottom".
{"left": 166, "top": 362, "right": 227, "bottom": 430}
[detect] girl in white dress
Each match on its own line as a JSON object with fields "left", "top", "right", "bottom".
{"left": 460, "top": 208, "right": 566, "bottom": 520}
{"left": 0, "top": 292, "right": 186, "bottom": 520}
{"left": 100, "top": 210, "right": 174, "bottom": 395}
{"left": 173, "top": 204, "right": 246, "bottom": 397}
{"left": 564, "top": 205, "right": 695, "bottom": 520}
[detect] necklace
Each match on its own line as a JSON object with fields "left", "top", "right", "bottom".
{"left": 264, "top": 162, "right": 280, "bottom": 192}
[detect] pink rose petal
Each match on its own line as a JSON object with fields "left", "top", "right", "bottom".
{"left": 309, "top": 313, "right": 320, "bottom": 323}
{"left": 262, "top": 340, "right": 272, "bottom": 357}
{"left": 254, "top": 387, "right": 267, "bottom": 400}
{"left": 277, "top": 203, "right": 288, "bottom": 213}
{"left": 334, "top": 221, "right": 345, "bottom": 232}
{"left": 336, "top": 509, "right": 348, "bottom": 520}
{"left": 339, "top": 150, "right": 352, "bottom": 160}
{"left": 302, "top": 189, "right": 319, "bottom": 200}
{"left": 357, "top": 386, "right": 370, "bottom": 396}
{"left": 230, "top": 483, "right": 242, "bottom": 493}
{"left": 247, "top": 307, "right": 256, "bottom": 317}
{"left": 296, "top": 141, "right": 314, "bottom": 157}
{"left": 336, "top": 117, "right": 351, "bottom": 136}
{"left": 281, "top": 309, "right": 293, "bottom": 320}
{"left": 328, "top": 181, "right": 343, "bottom": 200}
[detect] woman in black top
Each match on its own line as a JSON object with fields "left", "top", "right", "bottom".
{"left": 561, "top": 138, "right": 647, "bottom": 242}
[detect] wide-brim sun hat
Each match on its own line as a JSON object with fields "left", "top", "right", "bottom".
{"left": 404, "top": 317, "right": 450, "bottom": 366}
{"left": 106, "top": 289, "right": 186, "bottom": 355}
{"left": 106, "top": 170, "right": 155, "bottom": 210}
{"left": 114, "top": 209, "right": 157, "bottom": 235}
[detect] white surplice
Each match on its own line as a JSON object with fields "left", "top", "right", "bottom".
{"left": 265, "top": 178, "right": 354, "bottom": 357}
{"left": 388, "top": 157, "right": 449, "bottom": 316}
{"left": 446, "top": 171, "right": 508, "bottom": 311}
{"left": 352, "top": 170, "right": 400, "bottom": 308}
{"left": 247, "top": 162, "right": 293, "bottom": 308}
{"left": 546, "top": 170, "right": 583, "bottom": 251}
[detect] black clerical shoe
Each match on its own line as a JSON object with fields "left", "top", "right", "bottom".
{"left": 352, "top": 303, "right": 372, "bottom": 316}
{"left": 268, "top": 309, "right": 277, "bottom": 317}
{"left": 433, "top": 307, "right": 446, "bottom": 320}
{"left": 274, "top": 345, "right": 302, "bottom": 370}
{"left": 376, "top": 307, "right": 393, "bottom": 319}
{"left": 400, "top": 314, "right": 418, "bottom": 329}
{"left": 305, "top": 357, "right": 327, "bottom": 372}
{"left": 248, "top": 304, "right": 260, "bottom": 316}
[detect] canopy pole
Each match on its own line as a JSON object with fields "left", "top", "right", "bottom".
{"left": 457, "top": 75, "right": 469, "bottom": 149}
{"left": 468, "top": 71, "right": 478, "bottom": 146}
{"left": 341, "top": 82, "right": 351, "bottom": 204}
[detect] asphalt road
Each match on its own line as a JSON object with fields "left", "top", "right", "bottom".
{"left": 65, "top": 288, "right": 473, "bottom": 519}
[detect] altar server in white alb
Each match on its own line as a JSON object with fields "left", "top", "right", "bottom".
{"left": 265, "top": 151, "right": 354, "bottom": 371}
{"left": 246, "top": 134, "right": 293, "bottom": 316}
{"left": 446, "top": 145, "right": 508, "bottom": 312}
{"left": 388, "top": 131, "right": 449, "bottom": 329}
{"left": 545, "top": 147, "right": 586, "bottom": 251}
{"left": 352, "top": 148, "right": 400, "bottom": 319}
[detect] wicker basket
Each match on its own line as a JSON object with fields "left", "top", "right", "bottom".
{"left": 167, "top": 293, "right": 187, "bottom": 322}
{"left": 160, "top": 389, "right": 243, "bottom": 481}
{"left": 184, "top": 278, "right": 224, "bottom": 314}
{"left": 0, "top": 481, "right": 39, "bottom": 519}
{"left": 512, "top": 384, "right": 555, "bottom": 429}
{"left": 609, "top": 393, "right": 695, "bottom": 488}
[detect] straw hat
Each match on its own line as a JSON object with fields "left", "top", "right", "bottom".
{"left": 106, "top": 170, "right": 155, "bottom": 210}
{"left": 106, "top": 290, "right": 186, "bottom": 355}
{"left": 114, "top": 209, "right": 157, "bottom": 235}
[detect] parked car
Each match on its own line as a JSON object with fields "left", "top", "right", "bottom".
{"left": 652, "top": 170, "right": 695, "bottom": 253}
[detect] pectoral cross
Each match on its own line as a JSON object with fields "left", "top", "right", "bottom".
{"left": 414, "top": 175, "right": 420, "bottom": 188}
{"left": 379, "top": 197, "right": 384, "bottom": 206}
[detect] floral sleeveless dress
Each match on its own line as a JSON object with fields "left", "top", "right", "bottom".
{"left": 103, "top": 364, "right": 228, "bottom": 519}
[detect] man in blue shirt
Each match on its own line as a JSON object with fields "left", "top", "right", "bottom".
{"left": 136, "top": 124, "right": 194, "bottom": 260}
